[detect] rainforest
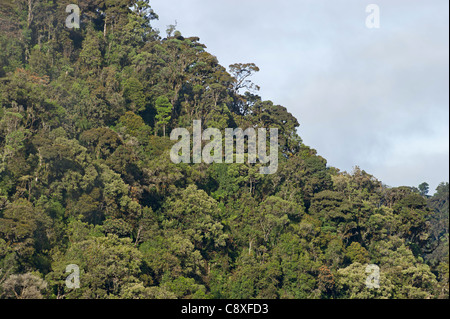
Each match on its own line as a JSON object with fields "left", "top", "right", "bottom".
{"left": 0, "top": 0, "right": 448, "bottom": 300}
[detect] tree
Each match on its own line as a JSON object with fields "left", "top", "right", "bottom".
{"left": 229, "top": 63, "right": 260, "bottom": 93}
{"left": 0, "top": 0, "right": 448, "bottom": 301}
{"left": 345, "top": 242, "right": 369, "bottom": 264}
{"left": 256, "top": 196, "right": 301, "bottom": 244}
{"left": 1, "top": 273, "right": 47, "bottom": 299}
{"left": 79, "top": 30, "right": 103, "bottom": 72}
{"left": 162, "top": 185, "right": 228, "bottom": 252}
{"left": 140, "top": 232, "right": 203, "bottom": 282}
{"left": 0, "top": 199, "right": 38, "bottom": 260}
{"left": 418, "top": 182, "right": 430, "bottom": 196}
{"left": 274, "top": 233, "right": 320, "bottom": 298}
{"left": 48, "top": 233, "right": 144, "bottom": 299}
{"left": 154, "top": 96, "right": 172, "bottom": 137}
{"left": 123, "top": 77, "right": 146, "bottom": 112}
{"left": 131, "top": 0, "right": 159, "bottom": 23}
{"left": 355, "top": 237, "right": 437, "bottom": 299}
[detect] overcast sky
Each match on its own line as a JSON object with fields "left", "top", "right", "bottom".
{"left": 150, "top": 0, "right": 449, "bottom": 193}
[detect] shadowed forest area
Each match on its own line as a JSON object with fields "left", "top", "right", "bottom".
{"left": 0, "top": 0, "right": 448, "bottom": 299}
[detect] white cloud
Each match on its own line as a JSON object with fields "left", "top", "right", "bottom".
{"left": 150, "top": 0, "right": 449, "bottom": 192}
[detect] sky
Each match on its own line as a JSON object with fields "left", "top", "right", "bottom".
{"left": 149, "top": 0, "right": 449, "bottom": 194}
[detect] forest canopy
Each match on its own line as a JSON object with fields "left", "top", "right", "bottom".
{"left": 0, "top": 0, "right": 448, "bottom": 299}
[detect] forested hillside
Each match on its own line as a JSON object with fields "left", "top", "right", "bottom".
{"left": 0, "top": 0, "right": 448, "bottom": 299}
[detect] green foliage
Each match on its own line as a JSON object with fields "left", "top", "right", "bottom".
{"left": 47, "top": 233, "right": 143, "bottom": 299}
{"left": 123, "top": 77, "right": 146, "bottom": 112}
{"left": 0, "top": 1, "right": 447, "bottom": 300}
{"left": 154, "top": 96, "right": 172, "bottom": 136}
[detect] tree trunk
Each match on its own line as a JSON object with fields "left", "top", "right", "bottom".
{"left": 27, "top": 0, "right": 34, "bottom": 28}
{"left": 103, "top": 16, "right": 107, "bottom": 38}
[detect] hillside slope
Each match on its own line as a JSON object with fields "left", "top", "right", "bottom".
{"left": 0, "top": 0, "right": 448, "bottom": 299}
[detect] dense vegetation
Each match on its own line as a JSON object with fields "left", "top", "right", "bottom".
{"left": 0, "top": 0, "right": 448, "bottom": 299}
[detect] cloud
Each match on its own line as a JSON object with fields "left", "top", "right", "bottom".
{"left": 150, "top": 0, "right": 449, "bottom": 192}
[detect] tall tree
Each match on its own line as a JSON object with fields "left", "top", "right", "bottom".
{"left": 154, "top": 96, "right": 172, "bottom": 137}
{"left": 418, "top": 182, "right": 430, "bottom": 196}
